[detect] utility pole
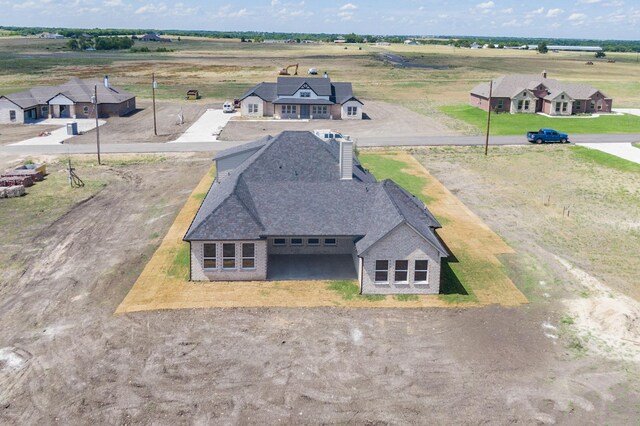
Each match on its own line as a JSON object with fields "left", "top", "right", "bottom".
{"left": 485, "top": 80, "right": 493, "bottom": 157}
{"left": 93, "top": 85, "right": 101, "bottom": 165}
{"left": 152, "top": 73, "right": 158, "bottom": 136}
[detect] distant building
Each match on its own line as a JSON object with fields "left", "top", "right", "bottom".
{"left": 240, "top": 76, "right": 363, "bottom": 120}
{"left": 334, "top": 36, "right": 346, "bottom": 44}
{"left": 404, "top": 39, "right": 417, "bottom": 45}
{"left": 0, "top": 77, "right": 136, "bottom": 124}
{"left": 140, "top": 33, "right": 171, "bottom": 42}
{"left": 36, "top": 32, "right": 64, "bottom": 39}
{"left": 469, "top": 71, "right": 612, "bottom": 116}
{"left": 524, "top": 45, "right": 602, "bottom": 52}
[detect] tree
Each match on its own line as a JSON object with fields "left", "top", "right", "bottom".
{"left": 595, "top": 51, "right": 606, "bottom": 58}
{"left": 65, "top": 39, "right": 80, "bottom": 50}
{"left": 537, "top": 42, "right": 548, "bottom": 54}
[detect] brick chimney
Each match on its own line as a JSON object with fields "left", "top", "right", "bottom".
{"left": 339, "top": 139, "right": 353, "bottom": 180}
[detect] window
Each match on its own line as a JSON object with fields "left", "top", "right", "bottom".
{"left": 562, "top": 102, "right": 568, "bottom": 112}
{"left": 242, "top": 243, "right": 255, "bottom": 269}
{"left": 496, "top": 99, "right": 504, "bottom": 110}
{"left": 347, "top": 106, "right": 358, "bottom": 116}
{"left": 273, "top": 238, "right": 286, "bottom": 246}
{"left": 555, "top": 103, "right": 561, "bottom": 112}
{"left": 41, "top": 106, "right": 49, "bottom": 114}
{"left": 414, "top": 260, "right": 429, "bottom": 283}
{"left": 324, "top": 238, "right": 337, "bottom": 246}
{"left": 300, "top": 91, "right": 311, "bottom": 98}
{"left": 9, "top": 110, "right": 16, "bottom": 121}
{"left": 223, "top": 243, "right": 235, "bottom": 269}
{"left": 597, "top": 101, "right": 603, "bottom": 111}
{"left": 83, "top": 106, "right": 90, "bottom": 114}
{"left": 524, "top": 100, "right": 530, "bottom": 111}
{"left": 307, "top": 238, "right": 320, "bottom": 245}
{"left": 517, "top": 100, "right": 523, "bottom": 110}
{"left": 248, "top": 103, "right": 258, "bottom": 113}
{"left": 282, "top": 105, "right": 297, "bottom": 115}
{"left": 312, "top": 105, "right": 327, "bottom": 115}
{"left": 203, "top": 243, "right": 216, "bottom": 269}
{"left": 290, "top": 238, "right": 303, "bottom": 246}
{"left": 374, "top": 260, "right": 389, "bottom": 283}
{"left": 395, "top": 260, "right": 408, "bottom": 283}
{"left": 590, "top": 101, "right": 595, "bottom": 110}
{"left": 575, "top": 100, "right": 581, "bottom": 110}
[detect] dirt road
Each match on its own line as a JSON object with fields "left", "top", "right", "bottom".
{"left": 0, "top": 154, "right": 638, "bottom": 424}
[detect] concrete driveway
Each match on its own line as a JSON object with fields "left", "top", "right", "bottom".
{"left": 10, "top": 118, "right": 106, "bottom": 146}
{"left": 267, "top": 254, "right": 357, "bottom": 281}
{"left": 577, "top": 142, "right": 640, "bottom": 164}
{"left": 170, "top": 109, "right": 239, "bottom": 143}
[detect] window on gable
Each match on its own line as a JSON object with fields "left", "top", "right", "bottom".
{"left": 375, "top": 260, "right": 389, "bottom": 283}
{"left": 414, "top": 260, "right": 429, "bottom": 283}
{"left": 223, "top": 243, "right": 236, "bottom": 269}
{"left": 347, "top": 106, "right": 358, "bottom": 116}
{"left": 394, "top": 260, "right": 408, "bottom": 283}
{"left": 248, "top": 103, "right": 258, "bottom": 113}
{"left": 524, "top": 100, "right": 530, "bottom": 110}
{"left": 203, "top": 243, "right": 216, "bottom": 269}
{"left": 242, "top": 243, "right": 255, "bottom": 269}
{"left": 517, "top": 100, "right": 523, "bottom": 110}
{"left": 9, "top": 110, "right": 16, "bottom": 121}
{"left": 300, "top": 91, "right": 311, "bottom": 98}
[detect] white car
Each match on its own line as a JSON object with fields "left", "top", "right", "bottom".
{"left": 222, "top": 101, "right": 235, "bottom": 113}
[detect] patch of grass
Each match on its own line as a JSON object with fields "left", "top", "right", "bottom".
{"left": 571, "top": 145, "right": 640, "bottom": 173}
{"left": 149, "top": 232, "right": 160, "bottom": 240}
{"left": 394, "top": 294, "right": 419, "bottom": 301}
{"left": 441, "top": 104, "right": 640, "bottom": 135}
{"left": 105, "top": 155, "right": 166, "bottom": 166}
{"left": 192, "top": 192, "right": 207, "bottom": 201}
{"left": 358, "top": 153, "right": 435, "bottom": 204}
{"left": 560, "top": 316, "right": 575, "bottom": 325}
{"left": 633, "top": 143, "right": 640, "bottom": 149}
{"left": 168, "top": 243, "right": 190, "bottom": 280}
{"left": 439, "top": 259, "right": 478, "bottom": 304}
{"left": 327, "top": 280, "right": 386, "bottom": 301}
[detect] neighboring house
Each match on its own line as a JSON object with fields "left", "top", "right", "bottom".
{"left": 240, "top": 76, "right": 363, "bottom": 120}
{"left": 404, "top": 39, "right": 417, "bottom": 45}
{"left": 469, "top": 71, "right": 613, "bottom": 115}
{"left": 184, "top": 131, "right": 449, "bottom": 295}
{"left": 36, "top": 32, "right": 64, "bottom": 39}
{"left": 140, "top": 33, "right": 171, "bottom": 42}
{"left": 0, "top": 77, "right": 135, "bottom": 124}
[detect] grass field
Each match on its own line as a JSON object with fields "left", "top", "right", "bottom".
{"left": 441, "top": 104, "right": 640, "bottom": 135}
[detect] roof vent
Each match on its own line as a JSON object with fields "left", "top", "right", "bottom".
{"left": 339, "top": 139, "right": 353, "bottom": 180}
{"left": 323, "top": 72, "right": 329, "bottom": 78}
{"left": 104, "top": 75, "right": 110, "bottom": 88}
{"left": 542, "top": 70, "right": 547, "bottom": 78}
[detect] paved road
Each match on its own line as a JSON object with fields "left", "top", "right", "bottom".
{"left": 2, "top": 133, "right": 640, "bottom": 155}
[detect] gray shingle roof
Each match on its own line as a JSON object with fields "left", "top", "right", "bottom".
{"left": 2, "top": 78, "right": 134, "bottom": 109}
{"left": 272, "top": 97, "right": 334, "bottom": 105}
{"left": 184, "top": 131, "right": 448, "bottom": 257}
{"left": 470, "top": 74, "right": 610, "bottom": 100}
{"left": 240, "top": 77, "right": 361, "bottom": 105}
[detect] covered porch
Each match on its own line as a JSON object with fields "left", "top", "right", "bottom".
{"left": 267, "top": 254, "right": 357, "bottom": 280}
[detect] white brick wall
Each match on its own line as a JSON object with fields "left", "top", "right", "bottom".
{"left": 190, "top": 240, "right": 267, "bottom": 281}
{"left": 360, "top": 224, "right": 442, "bottom": 295}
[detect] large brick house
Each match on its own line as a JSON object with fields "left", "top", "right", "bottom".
{"left": 239, "top": 76, "right": 363, "bottom": 120}
{"left": 469, "top": 72, "right": 612, "bottom": 116}
{"left": 0, "top": 77, "right": 135, "bottom": 124}
{"left": 184, "top": 131, "right": 448, "bottom": 295}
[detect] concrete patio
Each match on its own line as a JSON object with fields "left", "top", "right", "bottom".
{"left": 267, "top": 254, "right": 358, "bottom": 281}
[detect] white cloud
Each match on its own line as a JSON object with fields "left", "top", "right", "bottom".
{"left": 577, "top": 0, "right": 601, "bottom": 3}
{"left": 103, "top": 0, "right": 122, "bottom": 6}
{"left": 547, "top": 8, "right": 563, "bottom": 17}
{"left": 340, "top": 3, "right": 357, "bottom": 10}
{"left": 501, "top": 8, "right": 513, "bottom": 14}
{"left": 568, "top": 12, "right": 588, "bottom": 24}
{"left": 528, "top": 7, "right": 545, "bottom": 15}
{"left": 338, "top": 10, "right": 353, "bottom": 20}
{"left": 476, "top": 1, "right": 494, "bottom": 9}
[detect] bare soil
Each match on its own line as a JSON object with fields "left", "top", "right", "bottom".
{"left": 0, "top": 153, "right": 638, "bottom": 424}
{"left": 219, "top": 100, "right": 458, "bottom": 141}
{"left": 0, "top": 124, "right": 60, "bottom": 146}
{"left": 66, "top": 100, "right": 213, "bottom": 144}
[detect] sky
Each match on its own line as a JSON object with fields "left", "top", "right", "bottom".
{"left": 1, "top": 0, "right": 639, "bottom": 40}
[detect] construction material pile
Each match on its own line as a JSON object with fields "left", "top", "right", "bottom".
{"left": 0, "top": 163, "right": 47, "bottom": 197}
{"left": 0, "top": 185, "right": 26, "bottom": 198}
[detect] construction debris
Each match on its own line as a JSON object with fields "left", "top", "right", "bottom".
{"left": 0, "top": 185, "right": 26, "bottom": 198}
{"left": 0, "top": 176, "right": 33, "bottom": 187}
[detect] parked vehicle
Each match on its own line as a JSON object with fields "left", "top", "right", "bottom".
{"left": 308, "top": 68, "right": 318, "bottom": 75}
{"left": 526, "top": 128, "right": 569, "bottom": 144}
{"left": 222, "top": 101, "right": 235, "bottom": 113}
{"left": 313, "top": 129, "right": 351, "bottom": 141}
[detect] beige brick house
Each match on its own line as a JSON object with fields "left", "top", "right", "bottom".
{"left": 184, "top": 131, "right": 448, "bottom": 295}
{"left": 469, "top": 71, "right": 612, "bottom": 116}
{"left": 239, "top": 76, "right": 363, "bottom": 120}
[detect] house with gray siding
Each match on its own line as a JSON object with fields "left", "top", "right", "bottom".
{"left": 184, "top": 131, "right": 448, "bottom": 295}
{"left": 470, "top": 71, "right": 612, "bottom": 115}
{"left": 239, "top": 76, "right": 363, "bottom": 120}
{"left": 0, "top": 77, "right": 135, "bottom": 124}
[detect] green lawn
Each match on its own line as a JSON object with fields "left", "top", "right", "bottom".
{"left": 441, "top": 104, "right": 640, "bottom": 135}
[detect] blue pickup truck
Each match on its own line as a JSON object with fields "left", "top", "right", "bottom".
{"left": 526, "top": 128, "right": 570, "bottom": 144}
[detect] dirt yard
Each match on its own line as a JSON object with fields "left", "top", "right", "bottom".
{"left": 220, "top": 100, "right": 458, "bottom": 141}
{"left": 0, "top": 124, "right": 60, "bottom": 146}
{"left": 0, "top": 151, "right": 638, "bottom": 424}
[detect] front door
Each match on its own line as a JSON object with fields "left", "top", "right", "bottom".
{"left": 59, "top": 105, "right": 70, "bottom": 118}
{"left": 300, "top": 105, "right": 310, "bottom": 119}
